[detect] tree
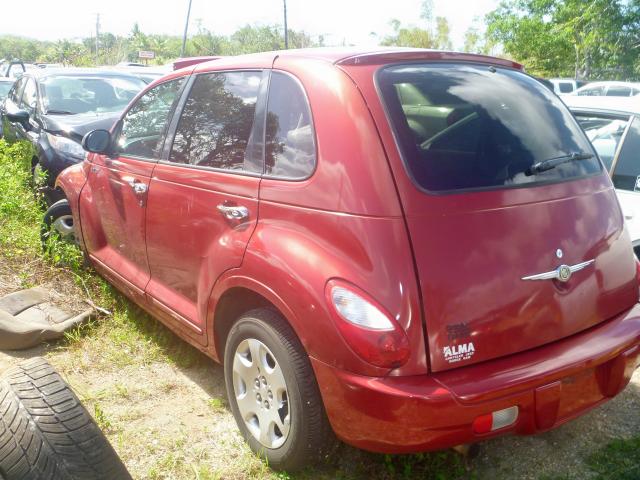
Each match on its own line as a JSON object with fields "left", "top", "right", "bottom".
{"left": 381, "top": 20, "right": 436, "bottom": 48}
{"left": 486, "top": 0, "right": 640, "bottom": 79}
{"left": 463, "top": 17, "right": 495, "bottom": 55}
{"left": 435, "top": 17, "right": 452, "bottom": 50}
{"left": 380, "top": 1, "right": 451, "bottom": 50}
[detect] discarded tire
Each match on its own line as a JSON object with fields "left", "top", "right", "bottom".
{"left": 0, "top": 358, "right": 131, "bottom": 480}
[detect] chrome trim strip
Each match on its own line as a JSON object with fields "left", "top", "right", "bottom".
{"left": 521, "top": 259, "right": 595, "bottom": 282}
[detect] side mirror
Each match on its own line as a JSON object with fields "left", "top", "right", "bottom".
{"left": 6, "top": 109, "right": 29, "bottom": 126}
{"left": 82, "top": 129, "right": 112, "bottom": 154}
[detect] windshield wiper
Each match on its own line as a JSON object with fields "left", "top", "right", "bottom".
{"left": 45, "top": 109, "right": 75, "bottom": 115}
{"left": 526, "top": 152, "right": 594, "bottom": 176}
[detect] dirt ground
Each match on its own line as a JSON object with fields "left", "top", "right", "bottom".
{"left": 0, "top": 266, "right": 639, "bottom": 479}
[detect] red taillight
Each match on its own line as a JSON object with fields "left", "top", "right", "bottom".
{"left": 472, "top": 406, "right": 519, "bottom": 434}
{"left": 325, "top": 280, "right": 410, "bottom": 369}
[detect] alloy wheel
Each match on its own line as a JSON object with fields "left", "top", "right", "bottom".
{"left": 232, "top": 338, "right": 291, "bottom": 449}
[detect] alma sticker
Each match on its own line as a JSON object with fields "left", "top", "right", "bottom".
{"left": 443, "top": 342, "right": 475, "bottom": 363}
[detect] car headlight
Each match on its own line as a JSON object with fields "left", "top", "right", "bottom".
{"left": 45, "top": 133, "right": 86, "bottom": 160}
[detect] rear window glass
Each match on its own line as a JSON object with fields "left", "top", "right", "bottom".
{"left": 378, "top": 63, "right": 601, "bottom": 193}
{"left": 558, "top": 82, "right": 574, "bottom": 93}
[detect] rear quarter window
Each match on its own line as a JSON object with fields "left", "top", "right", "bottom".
{"left": 378, "top": 63, "right": 601, "bottom": 193}
{"left": 265, "top": 71, "right": 316, "bottom": 179}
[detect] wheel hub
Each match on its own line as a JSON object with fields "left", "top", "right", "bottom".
{"left": 232, "top": 338, "right": 290, "bottom": 449}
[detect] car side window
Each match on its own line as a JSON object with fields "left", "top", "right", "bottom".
{"left": 578, "top": 86, "right": 604, "bottom": 96}
{"left": 612, "top": 117, "right": 640, "bottom": 191}
{"left": 116, "top": 78, "right": 184, "bottom": 160}
{"left": 574, "top": 114, "right": 630, "bottom": 170}
{"left": 20, "top": 78, "right": 38, "bottom": 114}
{"left": 265, "top": 72, "right": 316, "bottom": 179}
{"left": 606, "top": 86, "right": 631, "bottom": 97}
{"left": 9, "top": 78, "right": 25, "bottom": 104}
{"left": 169, "top": 71, "right": 262, "bottom": 172}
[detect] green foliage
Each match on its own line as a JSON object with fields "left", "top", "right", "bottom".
{"left": 587, "top": 436, "right": 640, "bottom": 479}
{"left": 0, "top": 21, "right": 324, "bottom": 67}
{"left": 380, "top": 0, "right": 453, "bottom": 50}
{"left": 0, "top": 139, "right": 39, "bottom": 255}
{"left": 485, "top": 0, "right": 640, "bottom": 79}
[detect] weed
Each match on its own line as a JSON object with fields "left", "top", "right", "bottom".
{"left": 587, "top": 436, "right": 640, "bottom": 480}
{"left": 207, "top": 397, "right": 226, "bottom": 412}
{"left": 94, "top": 402, "right": 113, "bottom": 432}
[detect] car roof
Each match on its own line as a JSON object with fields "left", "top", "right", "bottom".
{"left": 576, "top": 81, "right": 640, "bottom": 89}
{"left": 564, "top": 95, "right": 640, "bottom": 115}
{"left": 193, "top": 47, "right": 524, "bottom": 72}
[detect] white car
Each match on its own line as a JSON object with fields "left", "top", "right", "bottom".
{"left": 564, "top": 95, "right": 640, "bottom": 255}
{"left": 573, "top": 81, "right": 640, "bottom": 97}
{"left": 549, "top": 78, "right": 587, "bottom": 95}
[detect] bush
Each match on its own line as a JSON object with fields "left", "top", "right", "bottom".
{"left": 0, "top": 139, "right": 40, "bottom": 256}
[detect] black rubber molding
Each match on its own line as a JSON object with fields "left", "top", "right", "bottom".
{"left": 0, "top": 358, "right": 131, "bottom": 480}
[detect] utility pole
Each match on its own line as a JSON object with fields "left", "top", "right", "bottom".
{"left": 283, "top": 0, "right": 288, "bottom": 49}
{"left": 181, "top": 0, "right": 193, "bottom": 58}
{"left": 95, "top": 13, "right": 100, "bottom": 66}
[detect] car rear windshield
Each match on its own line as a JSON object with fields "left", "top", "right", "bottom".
{"left": 40, "top": 75, "right": 146, "bottom": 115}
{"left": 378, "top": 63, "right": 601, "bottom": 193}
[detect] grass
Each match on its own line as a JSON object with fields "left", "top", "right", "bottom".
{"left": 587, "top": 436, "right": 640, "bottom": 480}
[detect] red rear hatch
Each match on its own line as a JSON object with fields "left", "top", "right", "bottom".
{"left": 370, "top": 61, "right": 638, "bottom": 372}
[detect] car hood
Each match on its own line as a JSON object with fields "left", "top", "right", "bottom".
{"left": 42, "top": 112, "right": 120, "bottom": 143}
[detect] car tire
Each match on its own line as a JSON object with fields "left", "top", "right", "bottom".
{"left": 224, "top": 309, "right": 335, "bottom": 471}
{"left": 0, "top": 358, "right": 131, "bottom": 480}
{"left": 41, "top": 199, "right": 76, "bottom": 247}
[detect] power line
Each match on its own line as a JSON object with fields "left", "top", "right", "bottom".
{"left": 283, "top": 0, "right": 288, "bottom": 49}
{"left": 181, "top": 0, "right": 193, "bottom": 58}
{"left": 95, "top": 13, "right": 100, "bottom": 66}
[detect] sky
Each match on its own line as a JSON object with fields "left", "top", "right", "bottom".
{"left": 0, "top": 0, "right": 501, "bottom": 50}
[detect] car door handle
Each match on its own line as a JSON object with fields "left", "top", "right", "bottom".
{"left": 217, "top": 204, "right": 249, "bottom": 220}
{"left": 126, "top": 179, "right": 147, "bottom": 195}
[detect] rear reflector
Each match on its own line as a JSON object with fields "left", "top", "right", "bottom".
{"left": 472, "top": 406, "right": 519, "bottom": 434}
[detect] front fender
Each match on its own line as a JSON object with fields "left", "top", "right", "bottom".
{"left": 54, "top": 161, "right": 89, "bottom": 249}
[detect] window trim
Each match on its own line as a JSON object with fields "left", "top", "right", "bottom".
{"left": 261, "top": 69, "right": 318, "bottom": 182}
{"left": 374, "top": 60, "right": 605, "bottom": 196}
{"left": 160, "top": 68, "right": 267, "bottom": 178}
{"left": 113, "top": 76, "right": 189, "bottom": 163}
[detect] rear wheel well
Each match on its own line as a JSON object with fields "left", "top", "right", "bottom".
{"left": 213, "top": 287, "right": 278, "bottom": 361}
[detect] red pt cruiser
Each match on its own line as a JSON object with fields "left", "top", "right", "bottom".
{"left": 50, "top": 49, "right": 640, "bottom": 470}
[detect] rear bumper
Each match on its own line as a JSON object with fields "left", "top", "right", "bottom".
{"left": 311, "top": 303, "right": 640, "bottom": 453}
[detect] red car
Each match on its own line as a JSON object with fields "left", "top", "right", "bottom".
{"left": 49, "top": 48, "right": 640, "bottom": 470}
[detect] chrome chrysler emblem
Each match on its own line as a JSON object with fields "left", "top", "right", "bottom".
{"left": 521, "top": 259, "right": 595, "bottom": 283}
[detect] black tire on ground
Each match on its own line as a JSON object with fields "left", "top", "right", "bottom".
{"left": 41, "top": 199, "right": 75, "bottom": 248}
{"left": 0, "top": 358, "right": 131, "bottom": 480}
{"left": 224, "top": 308, "right": 335, "bottom": 471}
